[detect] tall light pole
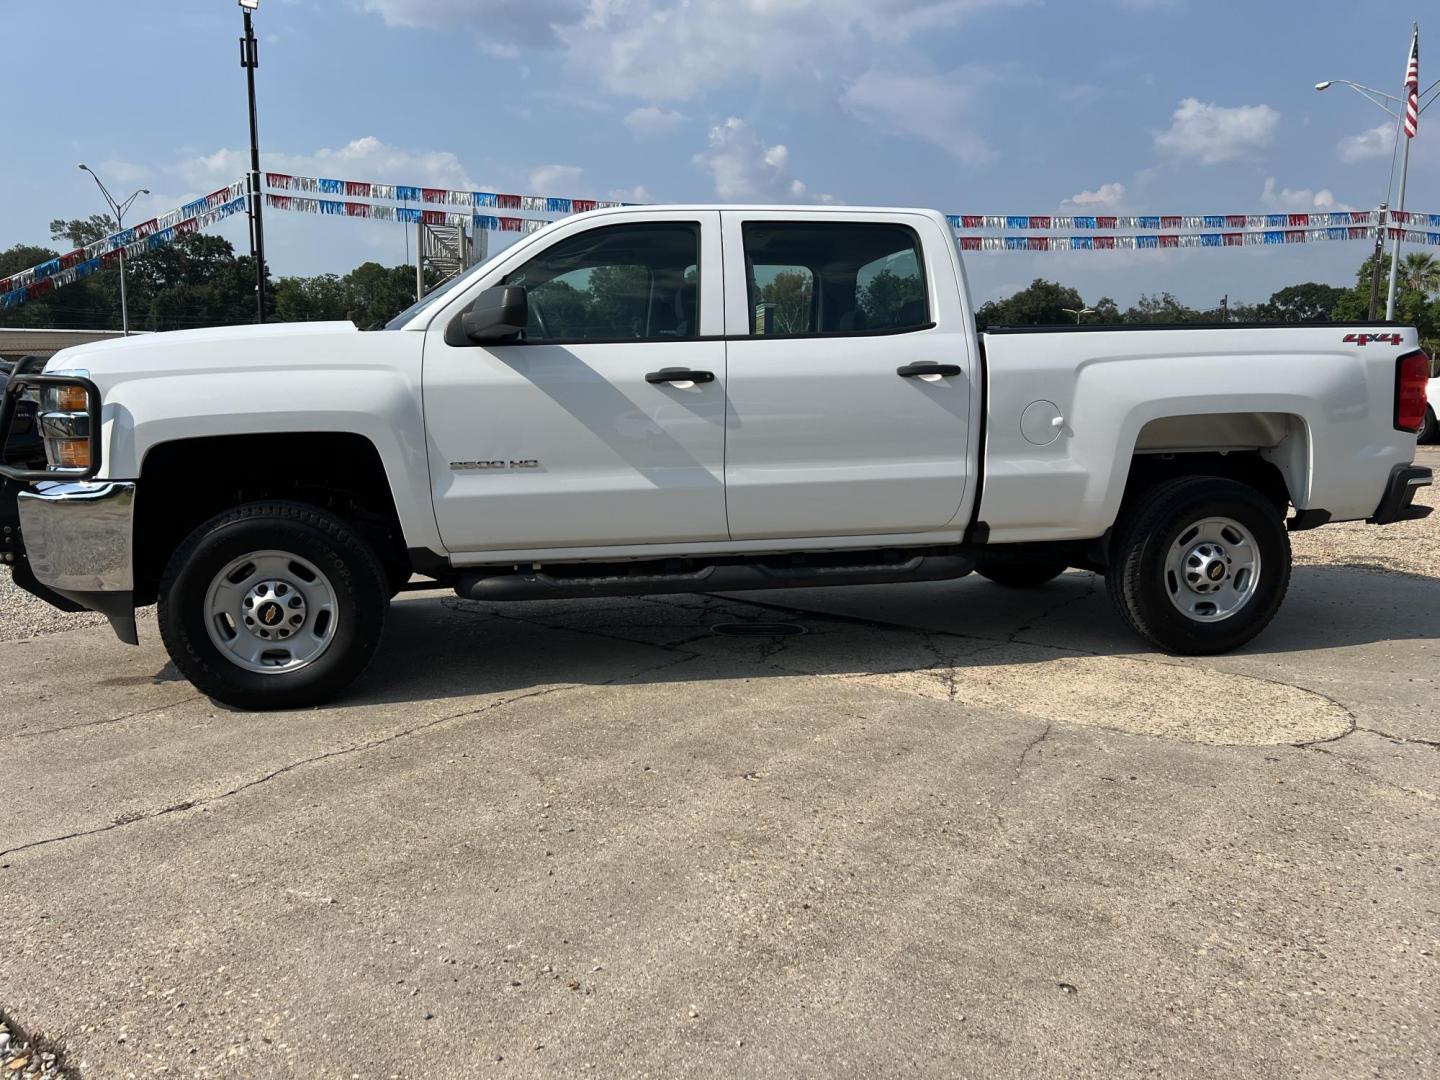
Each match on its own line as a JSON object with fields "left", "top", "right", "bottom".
{"left": 1316, "top": 23, "right": 1439, "bottom": 320}
{"left": 239, "top": 0, "right": 267, "bottom": 323}
{"left": 1062, "top": 307, "right": 1096, "bottom": 325}
{"left": 77, "top": 165, "right": 149, "bottom": 336}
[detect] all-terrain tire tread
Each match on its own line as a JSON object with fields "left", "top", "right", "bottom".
{"left": 1106, "top": 476, "right": 1290, "bottom": 655}
{"left": 157, "top": 501, "right": 389, "bottom": 709}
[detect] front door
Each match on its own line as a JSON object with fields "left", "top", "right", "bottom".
{"left": 424, "top": 212, "right": 727, "bottom": 553}
{"left": 720, "top": 212, "right": 974, "bottom": 540}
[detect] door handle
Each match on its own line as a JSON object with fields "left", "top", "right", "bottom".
{"left": 896, "top": 363, "right": 961, "bottom": 378}
{"left": 646, "top": 369, "right": 716, "bottom": 385}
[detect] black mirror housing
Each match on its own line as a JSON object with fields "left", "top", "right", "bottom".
{"left": 453, "top": 285, "right": 528, "bottom": 345}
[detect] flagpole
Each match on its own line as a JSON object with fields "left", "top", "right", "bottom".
{"left": 1386, "top": 134, "right": 1410, "bottom": 321}
{"left": 1386, "top": 23, "right": 1419, "bottom": 322}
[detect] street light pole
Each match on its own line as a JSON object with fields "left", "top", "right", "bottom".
{"left": 1369, "top": 202, "right": 1388, "bottom": 320}
{"left": 1385, "top": 25, "right": 1419, "bottom": 322}
{"left": 239, "top": 0, "right": 267, "bottom": 323}
{"left": 77, "top": 165, "right": 149, "bottom": 336}
{"left": 1316, "top": 24, "right": 1440, "bottom": 321}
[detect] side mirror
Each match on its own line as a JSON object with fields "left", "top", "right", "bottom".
{"left": 456, "top": 285, "right": 528, "bottom": 344}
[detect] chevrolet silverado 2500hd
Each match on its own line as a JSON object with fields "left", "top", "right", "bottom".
{"left": 1, "top": 205, "right": 1432, "bottom": 708}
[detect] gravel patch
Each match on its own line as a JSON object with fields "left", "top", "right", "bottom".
{"left": 0, "top": 1015, "right": 70, "bottom": 1080}
{"left": 0, "top": 575, "right": 156, "bottom": 643}
{"left": 1290, "top": 445, "right": 1440, "bottom": 579}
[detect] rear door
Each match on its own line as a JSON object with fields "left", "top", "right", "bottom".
{"left": 720, "top": 211, "right": 974, "bottom": 540}
{"left": 423, "top": 211, "right": 728, "bottom": 553}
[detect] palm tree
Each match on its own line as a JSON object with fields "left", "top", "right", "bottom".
{"left": 1401, "top": 251, "right": 1440, "bottom": 297}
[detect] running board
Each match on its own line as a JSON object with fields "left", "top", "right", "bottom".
{"left": 455, "top": 552, "right": 976, "bottom": 602}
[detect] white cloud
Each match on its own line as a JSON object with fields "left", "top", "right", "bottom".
{"left": 1260, "top": 177, "right": 1352, "bottom": 212}
{"left": 624, "top": 106, "right": 686, "bottom": 137}
{"left": 529, "top": 164, "right": 587, "bottom": 195}
{"left": 841, "top": 69, "right": 996, "bottom": 163}
{"left": 562, "top": 0, "right": 1027, "bottom": 100}
{"left": 175, "top": 136, "right": 478, "bottom": 193}
{"left": 1060, "top": 182, "right": 1126, "bottom": 211}
{"left": 1338, "top": 121, "right": 1395, "bottom": 164}
{"left": 1154, "top": 98, "right": 1279, "bottom": 164}
{"left": 693, "top": 117, "right": 822, "bottom": 201}
{"left": 608, "top": 184, "right": 654, "bottom": 203}
{"left": 361, "top": 0, "right": 585, "bottom": 46}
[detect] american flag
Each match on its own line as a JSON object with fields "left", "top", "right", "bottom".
{"left": 1404, "top": 30, "right": 1420, "bottom": 138}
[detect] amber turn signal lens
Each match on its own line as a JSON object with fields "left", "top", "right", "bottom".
{"left": 55, "top": 385, "right": 88, "bottom": 412}
{"left": 50, "top": 439, "right": 91, "bottom": 469}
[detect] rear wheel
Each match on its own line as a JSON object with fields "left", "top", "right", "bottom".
{"left": 158, "top": 501, "right": 389, "bottom": 709}
{"left": 1107, "top": 476, "right": 1290, "bottom": 655}
{"left": 975, "top": 555, "right": 1069, "bottom": 588}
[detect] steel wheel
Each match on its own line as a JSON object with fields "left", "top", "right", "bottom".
{"left": 203, "top": 549, "right": 340, "bottom": 673}
{"left": 1162, "top": 516, "right": 1261, "bottom": 623}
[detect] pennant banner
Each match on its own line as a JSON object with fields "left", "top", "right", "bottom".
{"left": 945, "top": 211, "right": 1382, "bottom": 231}
{"left": 265, "top": 172, "right": 622, "bottom": 217}
{"left": 952, "top": 226, "right": 1394, "bottom": 251}
{"left": 1, "top": 182, "right": 249, "bottom": 311}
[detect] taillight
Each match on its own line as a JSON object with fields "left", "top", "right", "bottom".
{"left": 1395, "top": 350, "right": 1429, "bottom": 433}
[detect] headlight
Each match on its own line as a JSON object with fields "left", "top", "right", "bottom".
{"left": 38, "top": 375, "right": 94, "bottom": 472}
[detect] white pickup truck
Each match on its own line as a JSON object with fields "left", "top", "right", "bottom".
{"left": 1, "top": 205, "right": 1432, "bottom": 708}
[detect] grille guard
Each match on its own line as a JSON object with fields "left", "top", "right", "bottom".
{"left": 0, "top": 371, "right": 103, "bottom": 482}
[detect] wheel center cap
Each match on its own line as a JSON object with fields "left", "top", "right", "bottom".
{"left": 1184, "top": 543, "right": 1230, "bottom": 592}
{"left": 257, "top": 601, "right": 285, "bottom": 627}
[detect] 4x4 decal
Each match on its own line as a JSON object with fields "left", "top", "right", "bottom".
{"left": 1343, "top": 332, "right": 1404, "bottom": 346}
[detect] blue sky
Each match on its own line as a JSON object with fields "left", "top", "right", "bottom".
{"left": 0, "top": 0, "right": 1430, "bottom": 307}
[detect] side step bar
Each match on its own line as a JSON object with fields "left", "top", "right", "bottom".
{"left": 455, "top": 552, "right": 976, "bottom": 603}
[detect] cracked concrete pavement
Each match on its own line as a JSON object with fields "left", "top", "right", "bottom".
{"left": 2, "top": 461, "right": 1439, "bottom": 1077}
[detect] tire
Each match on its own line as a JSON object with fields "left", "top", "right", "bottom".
{"left": 1419, "top": 406, "right": 1439, "bottom": 445}
{"left": 158, "top": 501, "right": 389, "bottom": 709}
{"left": 1106, "top": 476, "right": 1290, "bottom": 655}
{"left": 975, "top": 556, "right": 1069, "bottom": 588}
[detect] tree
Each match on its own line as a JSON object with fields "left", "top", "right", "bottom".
{"left": 340, "top": 262, "right": 422, "bottom": 329}
{"left": 860, "top": 268, "right": 924, "bottom": 327}
{"left": 49, "top": 215, "right": 116, "bottom": 251}
{"left": 974, "top": 278, "right": 1086, "bottom": 327}
{"left": 760, "top": 270, "right": 814, "bottom": 334}
{"left": 274, "top": 273, "right": 349, "bottom": 323}
{"left": 1258, "top": 283, "right": 1345, "bottom": 323}
{"left": 1124, "top": 292, "right": 1205, "bottom": 324}
{"left": 1402, "top": 251, "right": 1440, "bottom": 297}
{"left": 124, "top": 232, "right": 273, "bottom": 330}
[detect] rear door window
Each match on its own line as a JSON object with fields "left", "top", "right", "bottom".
{"left": 741, "top": 222, "right": 929, "bottom": 337}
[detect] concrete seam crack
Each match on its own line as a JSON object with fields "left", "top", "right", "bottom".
{"left": 3, "top": 694, "right": 204, "bottom": 743}
{"left": 0, "top": 682, "right": 581, "bottom": 860}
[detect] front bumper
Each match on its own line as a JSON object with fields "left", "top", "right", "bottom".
{"left": 13, "top": 480, "right": 138, "bottom": 644}
{"left": 1369, "top": 464, "right": 1433, "bottom": 525}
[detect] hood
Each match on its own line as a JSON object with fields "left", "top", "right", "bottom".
{"left": 46, "top": 321, "right": 360, "bottom": 378}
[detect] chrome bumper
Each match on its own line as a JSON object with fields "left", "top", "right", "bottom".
{"left": 15, "top": 480, "right": 138, "bottom": 643}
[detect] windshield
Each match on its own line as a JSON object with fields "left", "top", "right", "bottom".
{"left": 381, "top": 244, "right": 511, "bottom": 330}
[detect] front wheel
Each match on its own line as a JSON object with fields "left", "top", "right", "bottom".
{"left": 1106, "top": 476, "right": 1290, "bottom": 655}
{"left": 158, "top": 501, "right": 389, "bottom": 709}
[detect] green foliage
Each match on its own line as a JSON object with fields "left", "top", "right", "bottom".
{"left": 49, "top": 215, "right": 116, "bottom": 251}
{"left": 760, "top": 270, "right": 814, "bottom": 334}
{"left": 7, "top": 236, "right": 1440, "bottom": 350}
{"left": 974, "top": 278, "right": 1085, "bottom": 327}
{"left": 859, "top": 268, "right": 924, "bottom": 326}
{"left": 1257, "top": 283, "right": 1345, "bottom": 322}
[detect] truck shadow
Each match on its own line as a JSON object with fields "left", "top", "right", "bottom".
{"left": 339, "top": 563, "right": 1440, "bottom": 709}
